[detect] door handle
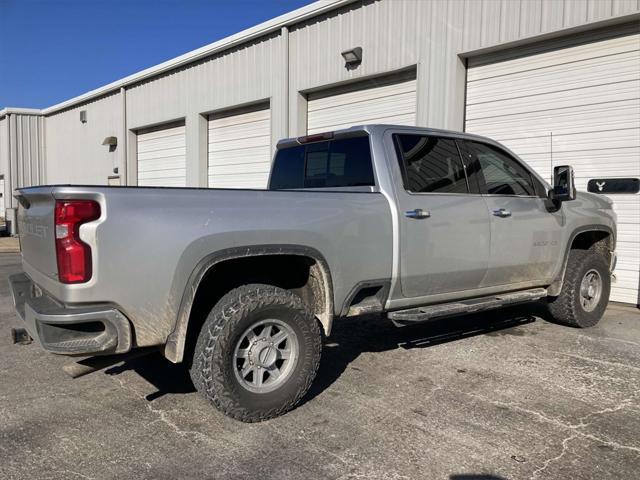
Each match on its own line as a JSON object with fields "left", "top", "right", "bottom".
{"left": 492, "top": 208, "right": 512, "bottom": 218}
{"left": 405, "top": 208, "right": 431, "bottom": 219}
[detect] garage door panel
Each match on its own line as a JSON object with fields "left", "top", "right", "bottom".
{"left": 310, "top": 91, "right": 416, "bottom": 121}
{"left": 207, "top": 119, "right": 270, "bottom": 143}
{"left": 139, "top": 176, "right": 186, "bottom": 188}
{"left": 137, "top": 132, "right": 185, "bottom": 149}
{"left": 137, "top": 124, "right": 186, "bottom": 187}
{"left": 209, "top": 109, "right": 270, "bottom": 128}
{"left": 312, "top": 113, "right": 416, "bottom": 135}
{"left": 137, "top": 156, "right": 188, "bottom": 173}
{"left": 467, "top": 51, "right": 640, "bottom": 104}
{"left": 309, "top": 92, "right": 416, "bottom": 129}
{"left": 308, "top": 80, "right": 416, "bottom": 111}
{"left": 307, "top": 77, "right": 417, "bottom": 135}
{"left": 467, "top": 34, "right": 639, "bottom": 81}
{"left": 466, "top": 33, "right": 640, "bottom": 304}
{"left": 138, "top": 168, "right": 186, "bottom": 180}
{"left": 210, "top": 162, "right": 271, "bottom": 176}
{"left": 137, "top": 148, "right": 186, "bottom": 162}
{"left": 208, "top": 107, "right": 271, "bottom": 189}
{"left": 497, "top": 137, "right": 553, "bottom": 156}
{"left": 466, "top": 79, "right": 640, "bottom": 120}
{"left": 468, "top": 99, "right": 640, "bottom": 139}
{"left": 551, "top": 128, "right": 640, "bottom": 153}
{"left": 208, "top": 135, "right": 271, "bottom": 153}
{"left": 211, "top": 172, "right": 271, "bottom": 189}
{"left": 136, "top": 124, "right": 185, "bottom": 141}
{"left": 550, "top": 148, "right": 640, "bottom": 174}
{"left": 206, "top": 146, "right": 271, "bottom": 166}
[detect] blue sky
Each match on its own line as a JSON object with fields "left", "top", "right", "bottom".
{"left": 0, "top": 0, "right": 312, "bottom": 109}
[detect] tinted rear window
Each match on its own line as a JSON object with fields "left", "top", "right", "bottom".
{"left": 270, "top": 136, "right": 375, "bottom": 189}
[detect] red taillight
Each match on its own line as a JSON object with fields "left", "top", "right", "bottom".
{"left": 54, "top": 200, "right": 101, "bottom": 284}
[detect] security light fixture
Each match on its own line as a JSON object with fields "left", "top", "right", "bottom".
{"left": 102, "top": 136, "right": 118, "bottom": 152}
{"left": 79, "top": 110, "right": 87, "bottom": 123}
{"left": 102, "top": 136, "right": 117, "bottom": 147}
{"left": 341, "top": 47, "right": 362, "bottom": 66}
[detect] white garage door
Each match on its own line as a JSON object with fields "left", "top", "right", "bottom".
{"left": 466, "top": 32, "right": 640, "bottom": 304}
{"left": 137, "top": 123, "right": 186, "bottom": 187}
{"left": 307, "top": 75, "right": 417, "bottom": 134}
{"left": 208, "top": 106, "right": 271, "bottom": 189}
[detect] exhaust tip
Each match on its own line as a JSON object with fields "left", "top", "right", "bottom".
{"left": 11, "top": 327, "right": 33, "bottom": 345}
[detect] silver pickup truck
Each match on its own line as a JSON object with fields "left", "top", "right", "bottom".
{"left": 10, "top": 125, "right": 616, "bottom": 422}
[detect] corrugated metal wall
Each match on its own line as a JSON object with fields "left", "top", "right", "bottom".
{"left": 288, "top": 0, "right": 640, "bottom": 133}
{"left": 0, "top": 116, "right": 8, "bottom": 214}
{"left": 1, "top": 0, "right": 639, "bottom": 192}
{"left": 126, "top": 32, "right": 285, "bottom": 187}
{"left": 45, "top": 92, "right": 124, "bottom": 185}
{"left": 0, "top": 113, "right": 45, "bottom": 210}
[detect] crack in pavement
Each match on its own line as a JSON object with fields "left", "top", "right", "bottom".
{"left": 57, "top": 469, "right": 95, "bottom": 480}
{"left": 530, "top": 433, "right": 580, "bottom": 480}
{"left": 108, "top": 373, "right": 218, "bottom": 446}
{"left": 553, "top": 351, "right": 640, "bottom": 372}
{"left": 463, "top": 392, "right": 640, "bottom": 479}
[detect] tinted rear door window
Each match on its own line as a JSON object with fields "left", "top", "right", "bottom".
{"left": 394, "top": 135, "right": 468, "bottom": 194}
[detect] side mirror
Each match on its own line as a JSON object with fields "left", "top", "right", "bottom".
{"left": 550, "top": 165, "right": 576, "bottom": 202}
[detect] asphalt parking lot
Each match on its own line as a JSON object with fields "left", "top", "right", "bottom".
{"left": 0, "top": 252, "right": 638, "bottom": 480}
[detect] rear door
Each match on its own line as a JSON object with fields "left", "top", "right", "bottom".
{"left": 463, "top": 140, "right": 563, "bottom": 287}
{"left": 393, "top": 134, "right": 490, "bottom": 298}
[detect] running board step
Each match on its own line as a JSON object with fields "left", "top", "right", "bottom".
{"left": 388, "top": 288, "right": 547, "bottom": 327}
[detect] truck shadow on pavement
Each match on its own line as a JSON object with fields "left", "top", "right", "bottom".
{"left": 105, "top": 303, "right": 542, "bottom": 405}
{"left": 300, "top": 303, "right": 539, "bottom": 407}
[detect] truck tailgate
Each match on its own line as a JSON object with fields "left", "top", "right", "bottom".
{"left": 15, "top": 188, "right": 59, "bottom": 281}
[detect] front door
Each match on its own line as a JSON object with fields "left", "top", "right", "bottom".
{"left": 463, "top": 140, "right": 564, "bottom": 287}
{"left": 392, "top": 133, "right": 491, "bottom": 299}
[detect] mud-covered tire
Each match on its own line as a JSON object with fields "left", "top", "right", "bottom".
{"left": 547, "top": 249, "right": 610, "bottom": 328}
{"left": 190, "top": 284, "right": 322, "bottom": 422}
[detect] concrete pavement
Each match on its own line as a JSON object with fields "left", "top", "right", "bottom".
{"left": 0, "top": 252, "right": 638, "bottom": 479}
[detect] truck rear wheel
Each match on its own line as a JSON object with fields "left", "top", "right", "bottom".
{"left": 190, "top": 284, "right": 322, "bottom": 422}
{"left": 547, "top": 249, "right": 610, "bottom": 328}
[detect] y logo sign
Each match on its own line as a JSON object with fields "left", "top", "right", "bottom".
{"left": 596, "top": 181, "right": 606, "bottom": 192}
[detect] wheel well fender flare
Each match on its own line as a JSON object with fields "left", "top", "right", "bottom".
{"left": 548, "top": 224, "right": 615, "bottom": 297}
{"left": 164, "top": 244, "right": 334, "bottom": 363}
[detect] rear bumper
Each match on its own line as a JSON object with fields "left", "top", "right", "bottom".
{"left": 9, "top": 273, "right": 132, "bottom": 355}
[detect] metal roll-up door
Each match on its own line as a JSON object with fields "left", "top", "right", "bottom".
{"left": 136, "top": 122, "right": 186, "bottom": 187}
{"left": 465, "top": 31, "right": 640, "bottom": 304}
{"left": 208, "top": 105, "right": 271, "bottom": 189}
{"left": 307, "top": 73, "right": 417, "bottom": 134}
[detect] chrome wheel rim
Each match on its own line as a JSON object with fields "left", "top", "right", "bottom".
{"left": 579, "top": 269, "right": 602, "bottom": 312}
{"left": 233, "top": 319, "right": 299, "bottom": 394}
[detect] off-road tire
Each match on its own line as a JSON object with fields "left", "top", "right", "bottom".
{"left": 190, "top": 284, "right": 322, "bottom": 422}
{"left": 547, "top": 249, "right": 610, "bottom": 328}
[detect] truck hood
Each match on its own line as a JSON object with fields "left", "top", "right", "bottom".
{"left": 576, "top": 190, "right": 614, "bottom": 210}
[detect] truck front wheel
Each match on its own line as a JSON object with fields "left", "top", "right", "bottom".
{"left": 547, "top": 249, "right": 611, "bottom": 328}
{"left": 190, "top": 284, "right": 322, "bottom": 422}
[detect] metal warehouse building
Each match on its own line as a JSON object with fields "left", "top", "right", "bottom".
{"left": 1, "top": 0, "right": 639, "bottom": 304}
